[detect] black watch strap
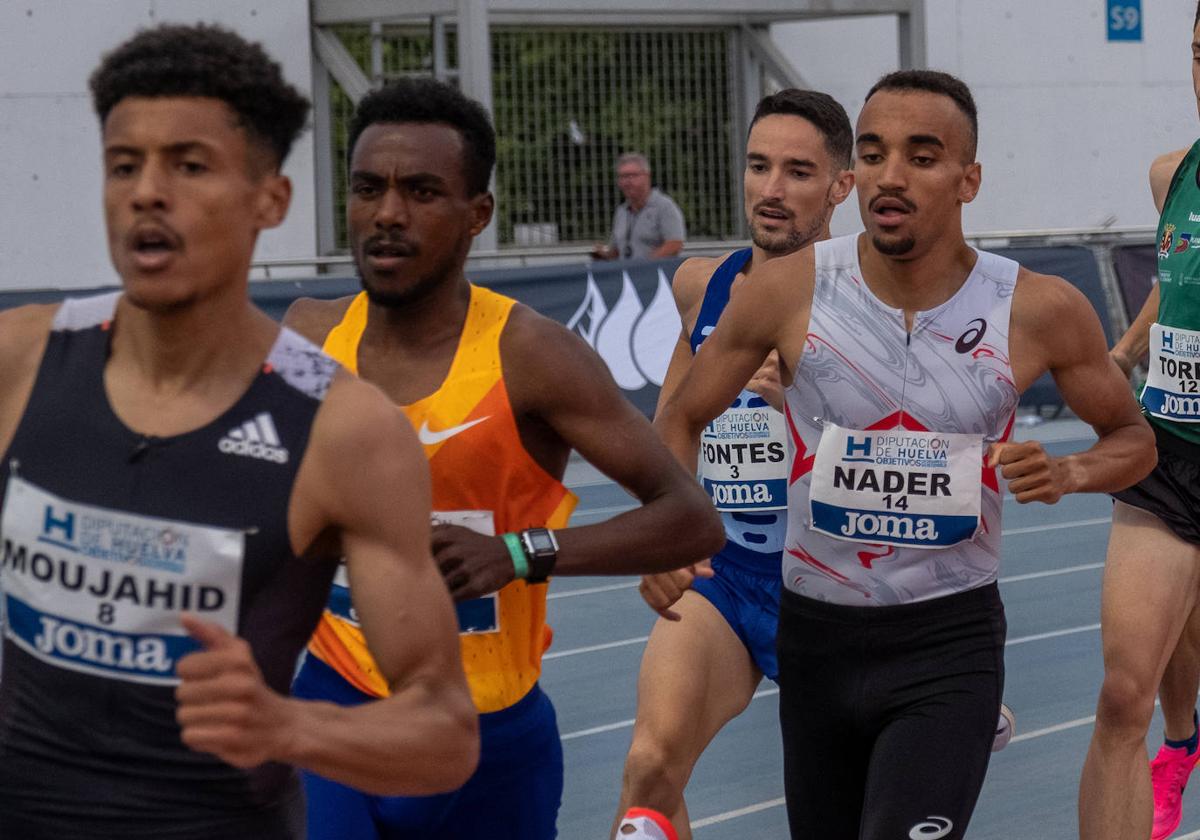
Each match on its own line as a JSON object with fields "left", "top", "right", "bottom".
{"left": 520, "top": 528, "right": 559, "bottom": 582}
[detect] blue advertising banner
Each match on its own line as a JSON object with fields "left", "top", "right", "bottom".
{"left": 0, "top": 246, "right": 1112, "bottom": 418}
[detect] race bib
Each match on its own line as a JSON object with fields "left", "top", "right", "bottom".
{"left": 699, "top": 395, "right": 788, "bottom": 511}
{"left": 0, "top": 476, "right": 243, "bottom": 686}
{"left": 808, "top": 424, "right": 983, "bottom": 549}
{"left": 1143, "top": 323, "right": 1200, "bottom": 422}
{"left": 327, "top": 509, "right": 500, "bottom": 635}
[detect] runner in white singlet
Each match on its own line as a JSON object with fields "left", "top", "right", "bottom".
{"left": 655, "top": 70, "right": 1154, "bottom": 840}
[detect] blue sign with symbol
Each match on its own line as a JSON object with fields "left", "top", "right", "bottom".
{"left": 1107, "top": 0, "right": 1142, "bottom": 42}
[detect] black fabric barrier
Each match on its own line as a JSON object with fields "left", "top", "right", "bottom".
{"left": 1111, "top": 242, "right": 1156, "bottom": 324}
{"left": 992, "top": 245, "right": 1112, "bottom": 415}
{"left": 0, "top": 246, "right": 1115, "bottom": 418}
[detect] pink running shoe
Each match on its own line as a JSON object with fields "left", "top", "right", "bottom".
{"left": 1151, "top": 743, "right": 1200, "bottom": 840}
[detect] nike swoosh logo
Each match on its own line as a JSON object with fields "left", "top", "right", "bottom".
{"left": 417, "top": 416, "right": 491, "bottom": 445}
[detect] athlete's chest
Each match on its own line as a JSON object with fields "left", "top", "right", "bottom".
{"left": 356, "top": 338, "right": 458, "bottom": 406}
{"left": 795, "top": 273, "right": 1016, "bottom": 436}
{"left": 1158, "top": 192, "right": 1200, "bottom": 292}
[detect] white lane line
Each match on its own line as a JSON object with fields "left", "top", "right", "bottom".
{"left": 688, "top": 702, "right": 1125, "bottom": 832}
{"left": 548, "top": 581, "right": 638, "bottom": 600}
{"left": 560, "top": 719, "right": 635, "bottom": 741}
{"left": 542, "top": 636, "right": 648, "bottom": 660}
{"left": 1007, "top": 623, "right": 1100, "bottom": 646}
{"left": 559, "top": 687, "right": 779, "bottom": 741}
{"left": 1003, "top": 517, "right": 1110, "bottom": 536}
{"left": 1009, "top": 714, "right": 1095, "bottom": 744}
{"left": 557, "top": 626, "right": 1099, "bottom": 740}
{"left": 548, "top": 600, "right": 1100, "bottom": 665}
{"left": 1001, "top": 562, "right": 1103, "bottom": 584}
{"left": 690, "top": 798, "right": 788, "bottom": 829}
{"left": 547, "top": 520, "right": 1107, "bottom": 602}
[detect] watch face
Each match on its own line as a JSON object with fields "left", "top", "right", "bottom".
{"left": 527, "top": 531, "right": 556, "bottom": 554}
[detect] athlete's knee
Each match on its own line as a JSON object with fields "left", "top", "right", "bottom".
{"left": 622, "top": 737, "right": 688, "bottom": 805}
{"left": 1095, "top": 667, "right": 1158, "bottom": 734}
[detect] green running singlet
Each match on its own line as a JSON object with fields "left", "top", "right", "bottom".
{"left": 1146, "top": 139, "right": 1200, "bottom": 446}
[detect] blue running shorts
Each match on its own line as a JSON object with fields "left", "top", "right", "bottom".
{"left": 292, "top": 655, "right": 563, "bottom": 840}
{"left": 691, "top": 554, "right": 781, "bottom": 681}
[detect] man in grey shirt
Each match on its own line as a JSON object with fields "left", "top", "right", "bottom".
{"left": 592, "top": 152, "right": 686, "bottom": 260}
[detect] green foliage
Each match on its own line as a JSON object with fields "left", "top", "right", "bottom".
{"left": 330, "top": 25, "right": 737, "bottom": 249}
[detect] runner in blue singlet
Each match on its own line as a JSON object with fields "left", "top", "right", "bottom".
{"left": 612, "top": 89, "right": 855, "bottom": 840}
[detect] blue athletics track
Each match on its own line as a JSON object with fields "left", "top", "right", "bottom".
{"left": 545, "top": 417, "right": 1200, "bottom": 839}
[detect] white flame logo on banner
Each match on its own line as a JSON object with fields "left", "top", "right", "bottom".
{"left": 567, "top": 268, "right": 681, "bottom": 390}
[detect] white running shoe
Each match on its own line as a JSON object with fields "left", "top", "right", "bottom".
{"left": 617, "top": 808, "right": 678, "bottom": 840}
{"left": 993, "top": 703, "right": 1016, "bottom": 752}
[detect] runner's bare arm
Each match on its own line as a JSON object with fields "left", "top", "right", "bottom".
{"left": 1150, "top": 148, "right": 1189, "bottom": 214}
{"left": 176, "top": 374, "right": 478, "bottom": 795}
{"left": 0, "top": 304, "right": 56, "bottom": 458}
{"left": 635, "top": 258, "right": 724, "bottom": 618}
{"left": 500, "top": 306, "right": 724, "bottom": 576}
{"left": 1111, "top": 283, "right": 1159, "bottom": 378}
{"left": 994, "top": 272, "right": 1156, "bottom": 503}
{"left": 1109, "top": 151, "right": 1184, "bottom": 376}
{"left": 281, "top": 296, "right": 356, "bottom": 347}
{"left": 655, "top": 248, "right": 812, "bottom": 474}
{"left": 649, "top": 257, "right": 720, "bottom": 416}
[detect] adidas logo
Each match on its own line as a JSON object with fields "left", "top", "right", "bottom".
{"left": 218, "top": 412, "right": 289, "bottom": 464}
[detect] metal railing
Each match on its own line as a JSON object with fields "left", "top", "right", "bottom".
{"left": 249, "top": 224, "right": 1157, "bottom": 278}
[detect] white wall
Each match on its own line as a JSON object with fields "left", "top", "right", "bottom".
{"left": 772, "top": 0, "right": 1200, "bottom": 238}
{"left": 0, "top": 0, "right": 316, "bottom": 291}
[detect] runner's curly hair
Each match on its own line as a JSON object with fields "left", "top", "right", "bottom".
{"left": 348, "top": 77, "right": 496, "bottom": 196}
{"left": 89, "top": 23, "right": 310, "bottom": 170}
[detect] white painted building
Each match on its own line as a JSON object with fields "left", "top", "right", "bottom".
{"left": 0, "top": 0, "right": 1194, "bottom": 291}
{"left": 774, "top": 0, "right": 1200, "bottom": 238}
{"left": 0, "top": 1, "right": 316, "bottom": 292}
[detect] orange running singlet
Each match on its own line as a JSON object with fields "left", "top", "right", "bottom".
{"left": 307, "top": 286, "right": 577, "bottom": 712}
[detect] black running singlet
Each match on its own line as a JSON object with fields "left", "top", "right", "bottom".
{"left": 0, "top": 293, "right": 340, "bottom": 839}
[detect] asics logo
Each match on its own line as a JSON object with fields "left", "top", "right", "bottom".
{"left": 909, "top": 816, "right": 953, "bottom": 839}
{"left": 218, "top": 413, "right": 288, "bottom": 464}
{"left": 417, "top": 416, "right": 490, "bottom": 445}
{"left": 954, "top": 318, "right": 987, "bottom": 354}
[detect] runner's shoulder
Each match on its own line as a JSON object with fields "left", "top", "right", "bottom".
{"left": 1150, "top": 147, "right": 1191, "bottom": 211}
{"left": 314, "top": 370, "right": 421, "bottom": 471}
{"left": 1011, "top": 267, "right": 1095, "bottom": 341}
{"left": 672, "top": 255, "right": 725, "bottom": 313}
{"left": 283, "top": 295, "right": 358, "bottom": 346}
{"left": 0, "top": 303, "right": 57, "bottom": 379}
{"left": 1150, "top": 147, "right": 1190, "bottom": 184}
{"left": 502, "top": 300, "right": 595, "bottom": 365}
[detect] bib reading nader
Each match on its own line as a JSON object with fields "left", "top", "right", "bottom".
{"left": 808, "top": 424, "right": 983, "bottom": 549}
{"left": 1143, "top": 323, "right": 1200, "bottom": 422}
{"left": 0, "top": 476, "right": 243, "bottom": 686}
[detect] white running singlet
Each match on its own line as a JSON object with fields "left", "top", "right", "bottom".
{"left": 783, "top": 234, "right": 1019, "bottom": 605}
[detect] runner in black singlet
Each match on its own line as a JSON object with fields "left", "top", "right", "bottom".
{"left": 0, "top": 24, "right": 477, "bottom": 840}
